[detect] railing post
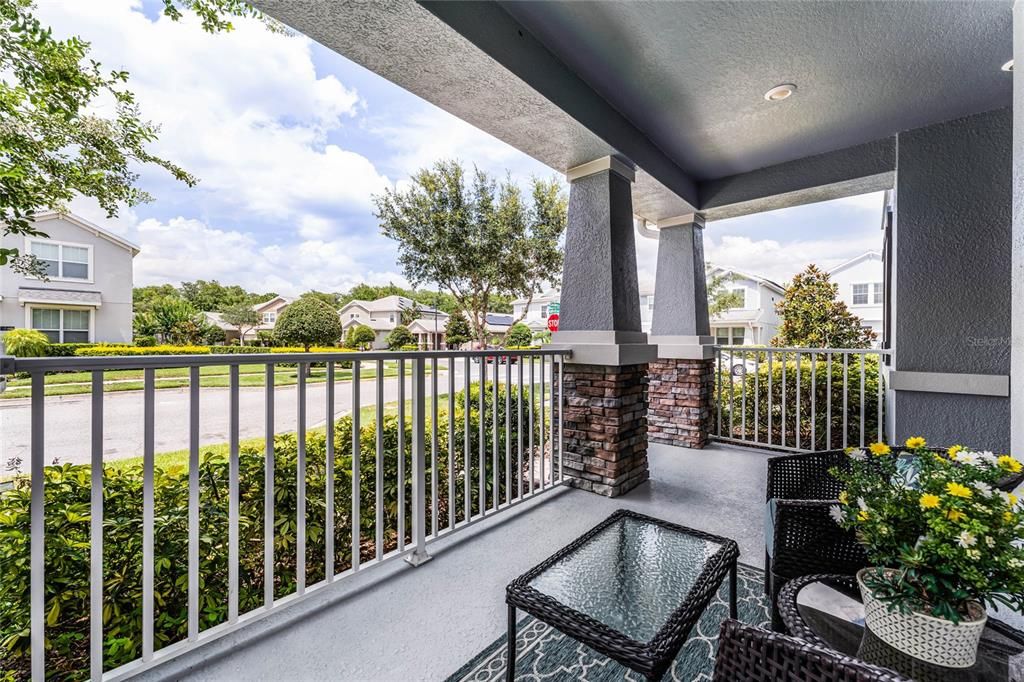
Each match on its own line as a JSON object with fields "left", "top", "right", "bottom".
{"left": 405, "top": 357, "right": 432, "bottom": 567}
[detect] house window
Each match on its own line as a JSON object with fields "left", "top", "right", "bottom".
{"left": 28, "top": 240, "right": 91, "bottom": 280}
{"left": 262, "top": 312, "right": 276, "bottom": 325}
{"left": 390, "top": 314, "right": 395, "bottom": 323}
{"left": 31, "top": 308, "right": 90, "bottom": 343}
{"left": 714, "top": 327, "right": 745, "bottom": 346}
{"left": 729, "top": 288, "right": 745, "bottom": 308}
{"left": 872, "top": 282, "right": 883, "bottom": 305}
{"left": 540, "top": 305, "right": 548, "bottom": 319}
{"left": 852, "top": 283, "right": 869, "bottom": 305}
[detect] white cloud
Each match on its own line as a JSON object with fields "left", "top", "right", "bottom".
{"left": 702, "top": 233, "right": 881, "bottom": 284}
{"left": 35, "top": 0, "right": 391, "bottom": 221}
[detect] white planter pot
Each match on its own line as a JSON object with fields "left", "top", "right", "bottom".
{"left": 857, "top": 568, "right": 987, "bottom": 668}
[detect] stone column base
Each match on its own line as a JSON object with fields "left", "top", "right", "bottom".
{"left": 648, "top": 358, "right": 714, "bottom": 449}
{"left": 562, "top": 363, "right": 649, "bottom": 497}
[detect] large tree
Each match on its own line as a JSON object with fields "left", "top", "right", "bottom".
{"left": 180, "top": 279, "right": 250, "bottom": 312}
{"left": 444, "top": 313, "right": 472, "bottom": 349}
{"left": 374, "top": 160, "right": 566, "bottom": 347}
{"left": 273, "top": 297, "right": 342, "bottom": 351}
{"left": 0, "top": 0, "right": 276, "bottom": 273}
{"left": 220, "top": 302, "right": 261, "bottom": 345}
{"left": 773, "top": 264, "right": 876, "bottom": 348}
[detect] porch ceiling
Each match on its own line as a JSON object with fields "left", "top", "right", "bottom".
{"left": 255, "top": 0, "right": 1011, "bottom": 221}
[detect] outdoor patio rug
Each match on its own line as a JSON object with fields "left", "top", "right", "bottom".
{"left": 446, "top": 563, "right": 770, "bottom": 682}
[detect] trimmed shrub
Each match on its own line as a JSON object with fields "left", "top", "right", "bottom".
{"left": 74, "top": 345, "right": 211, "bottom": 357}
{"left": 385, "top": 325, "right": 415, "bottom": 350}
{"left": 0, "top": 382, "right": 540, "bottom": 678}
{"left": 506, "top": 323, "right": 532, "bottom": 348}
{"left": 43, "top": 343, "right": 97, "bottom": 357}
{"left": 133, "top": 336, "right": 157, "bottom": 347}
{"left": 209, "top": 346, "right": 273, "bottom": 354}
{"left": 715, "top": 353, "right": 883, "bottom": 449}
{"left": 2, "top": 329, "right": 49, "bottom": 357}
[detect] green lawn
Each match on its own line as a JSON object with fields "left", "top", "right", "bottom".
{"left": 105, "top": 396, "right": 447, "bottom": 473}
{"left": 1, "top": 362, "right": 427, "bottom": 400}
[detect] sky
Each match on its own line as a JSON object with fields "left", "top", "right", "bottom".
{"left": 36, "top": 0, "right": 886, "bottom": 296}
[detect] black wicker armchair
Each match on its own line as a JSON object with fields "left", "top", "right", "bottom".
{"left": 763, "top": 447, "right": 1024, "bottom": 631}
{"left": 712, "top": 618, "right": 910, "bottom": 682}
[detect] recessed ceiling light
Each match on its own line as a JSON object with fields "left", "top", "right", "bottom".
{"left": 764, "top": 84, "right": 797, "bottom": 102}
{"left": 1002, "top": 59, "right": 1014, "bottom": 72}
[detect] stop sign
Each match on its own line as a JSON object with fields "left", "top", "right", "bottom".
{"left": 547, "top": 314, "right": 559, "bottom": 332}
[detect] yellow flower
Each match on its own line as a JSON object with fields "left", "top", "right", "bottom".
{"left": 857, "top": 509, "right": 870, "bottom": 521}
{"left": 1009, "top": 493, "right": 1019, "bottom": 507}
{"left": 997, "top": 455, "right": 1023, "bottom": 474}
{"left": 1005, "top": 511, "right": 1014, "bottom": 523}
{"left": 948, "top": 445, "right": 964, "bottom": 460}
{"left": 869, "top": 442, "right": 891, "bottom": 457}
{"left": 945, "top": 482, "right": 973, "bottom": 498}
{"left": 919, "top": 493, "right": 940, "bottom": 509}
{"left": 838, "top": 491, "right": 849, "bottom": 505}
{"left": 905, "top": 436, "right": 927, "bottom": 449}
{"left": 947, "top": 509, "right": 965, "bottom": 522}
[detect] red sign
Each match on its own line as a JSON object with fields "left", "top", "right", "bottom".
{"left": 547, "top": 314, "right": 559, "bottom": 332}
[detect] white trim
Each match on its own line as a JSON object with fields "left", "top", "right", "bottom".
{"left": 24, "top": 236, "right": 95, "bottom": 283}
{"left": 566, "top": 156, "right": 636, "bottom": 183}
{"left": 19, "top": 295, "right": 102, "bottom": 308}
{"left": 656, "top": 213, "right": 705, "bottom": 230}
{"left": 827, "top": 250, "right": 882, "bottom": 275}
{"left": 32, "top": 211, "right": 140, "bottom": 256}
{"left": 889, "top": 370, "right": 1009, "bottom": 397}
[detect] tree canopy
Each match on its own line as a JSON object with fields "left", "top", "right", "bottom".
{"left": 385, "top": 325, "right": 415, "bottom": 350}
{"left": 345, "top": 324, "right": 376, "bottom": 350}
{"left": 273, "top": 297, "right": 342, "bottom": 351}
{"left": 374, "top": 160, "right": 566, "bottom": 347}
{"left": 506, "top": 323, "right": 533, "bottom": 348}
{"left": 773, "top": 265, "right": 876, "bottom": 349}
{"left": 134, "top": 281, "right": 276, "bottom": 314}
{"left": 220, "top": 303, "right": 261, "bottom": 345}
{"left": 443, "top": 313, "right": 472, "bottom": 349}
{"left": 0, "top": 0, "right": 275, "bottom": 273}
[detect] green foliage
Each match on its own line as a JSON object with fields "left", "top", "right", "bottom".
{"left": 386, "top": 325, "right": 415, "bottom": 350}
{"left": 0, "top": 383, "right": 539, "bottom": 678}
{"left": 209, "top": 345, "right": 272, "bottom": 354}
{"left": 300, "top": 290, "right": 341, "bottom": 308}
{"left": 255, "top": 330, "right": 276, "bottom": 347}
{"left": 134, "top": 283, "right": 277, "bottom": 315}
{"left": 74, "top": 345, "right": 211, "bottom": 356}
{"left": 831, "top": 442, "right": 1024, "bottom": 623}
{"left": 338, "top": 284, "right": 513, "bottom": 317}
{"left": 716, "top": 352, "right": 882, "bottom": 449}
{"left": 273, "top": 298, "right": 342, "bottom": 351}
{"left": 506, "top": 323, "right": 532, "bottom": 348}
{"left": 444, "top": 313, "right": 472, "bottom": 349}
{"left": 344, "top": 324, "right": 376, "bottom": 350}
{"left": 132, "top": 335, "right": 156, "bottom": 347}
{"left": 219, "top": 303, "right": 261, "bottom": 344}
{"left": 1, "top": 329, "right": 49, "bottom": 357}
{"left": 374, "top": 159, "right": 566, "bottom": 347}
{"left": 44, "top": 342, "right": 96, "bottom": 357}
{"left": 707, "top": 272, "right": 745, "bottom": 318}
{"left": 774, "top": 265, "right": 876, "bottom": 348}
{"left": 399, "top": 301, "right": 421, "bottom": 326}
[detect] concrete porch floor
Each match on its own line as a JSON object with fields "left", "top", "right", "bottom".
{"left": 137, "top": 442, "right": 772, "bottom": 682}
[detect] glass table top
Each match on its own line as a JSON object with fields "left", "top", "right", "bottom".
{"left": 527, "top": 515, "right": 726, "bottom": 642}
{"left": 795, "top": 578, "right": 1024, "bottom": 682}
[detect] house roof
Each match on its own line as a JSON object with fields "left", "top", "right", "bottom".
{"left": 19, "top": 287, "right": 103, "bottom": 307}
{"left": 706, "top": 265, "right": 786, "bottom": 294}
{"left": 510, "top": 290, "right": 560, "bottom": 306}
{"left": 408, "top": 317, "right": 448, "bottom": 333}
{"left": 32, "top": 211, "right": 141, "bottom": 256}
{"left": 827, "top": 250, "right": 883, "bottom": 275}
{"left": 252, "top": 295, "right": 295, "bottom": 313}
{"left": 339, "top": 295, "right": 445, "bottom": 316}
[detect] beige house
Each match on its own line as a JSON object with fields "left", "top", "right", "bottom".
{"left": 204, "top": 295, "right": 294, "bottom": 344}
{"left": 338, "top": 295, "right": 448, "bottom": 349}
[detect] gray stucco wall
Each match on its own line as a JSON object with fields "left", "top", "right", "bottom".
{"left": 559, "top": 170, "right": 642, "bottom": 332}
{"left": 0, "top": 216, "right": 135, "bottom": 343}
{"left": 893, "top": 107, "right": 1012, "bottom": 451}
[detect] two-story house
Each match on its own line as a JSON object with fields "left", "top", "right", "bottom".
{"left": 338, "top": 295, "right": 448, "bottom": 349}
{"left": 828, "top": 250, "right": 884, "bottom": 342}
{"left": 706, "top": 266, "right": 785, "bottom": 345}
{"left": 511, "top": 290, "right": 562, "bottom": 333}
{"left": 0, "top": 212, "right": 137, "bottom": 344}
{"left": 204, "top": 295, "right": 296, "bottom": 344}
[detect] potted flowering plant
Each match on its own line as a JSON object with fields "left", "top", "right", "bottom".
{"left": 830, "top": 437, "right": 1024, "bottom": 667}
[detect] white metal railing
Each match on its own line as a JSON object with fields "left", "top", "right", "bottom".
{"left": 0, "top": 348, "right": 567, "bottom": 681}
{"left": 711, "top": 346, "right": 890, "bottom": 452}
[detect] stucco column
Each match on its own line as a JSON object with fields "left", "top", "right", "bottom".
{"left": 1013, "top": 0, "right": 1023, "bottom": 457}
{"left": 646, "top": 214, "right": 716, "bottom": 449}
{"left": 553, "top": 156, "right": 655, "bottom": 497}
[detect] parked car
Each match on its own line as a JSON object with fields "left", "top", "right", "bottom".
{"left": 719, "top": 350, "right": 758, "bottom": 377}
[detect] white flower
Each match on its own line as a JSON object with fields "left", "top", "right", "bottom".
{"left": 848, "top": 449, "right": 867, "bottom": 461}
{"left": 957, "top": 451, "right": 982, "bottom": 466}
{"left": 977, "top": 451, "right": 999, "bottom": 466}
{"left": 973, "top": 481, "right": 994, "bottom": 497}
{"left": 985, "top": 536, "right": 996, "bottom": 548}
{"left": 829, "top": 505, "right": 845, "bottom": 525}
{"left": 957, "top": 530, "right": 977, "bottom": 548}
{"left": 1009, "top": 558, "right": 1024, "bottom": 569}
{"left": 999, "top": 491, "right": 1020, "bottom": 507}
{"left": 857, "top": 497, "right": 868, "bottom": 511}
{"left": 967, "top": 548, "right": 982, "bottom": 560}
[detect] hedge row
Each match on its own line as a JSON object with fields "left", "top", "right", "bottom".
{"left": 73, "top": 345, "right": 212, "bottom": 356}
{"left": 0, "top": 382, "right": 538, "bottom": 680}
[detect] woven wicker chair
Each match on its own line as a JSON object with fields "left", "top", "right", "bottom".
{"left": 764, "top": 447, "right": 1024, "bottom": 631}
{"left": 712, "top": 618, "right": 910, "bottom": 682}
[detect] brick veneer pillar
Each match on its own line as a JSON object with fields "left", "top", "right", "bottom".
{"left": 562, "top": 363, "right": 649, "bottom": 497}
{"left": 647, "top": 357, "right": 714, "bottom": 449}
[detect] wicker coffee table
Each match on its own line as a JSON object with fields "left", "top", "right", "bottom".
{"left": 504, "top": 509, "right": 739, "bottom": 681}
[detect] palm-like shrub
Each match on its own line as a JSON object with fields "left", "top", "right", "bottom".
{"left": 2, "top": 328, "right": 49, "bottom": 357}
